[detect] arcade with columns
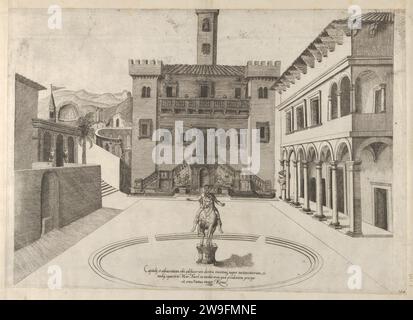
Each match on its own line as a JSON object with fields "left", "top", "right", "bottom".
{"left": 280, "top": 136, "right": 393, "bottom": 236}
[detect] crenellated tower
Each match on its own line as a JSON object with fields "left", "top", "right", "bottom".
{"left": 245, "top": 61, "right": 281, "bottom": 185}
{"left": 128, "top": 59, "right": 163, "bottom": 189}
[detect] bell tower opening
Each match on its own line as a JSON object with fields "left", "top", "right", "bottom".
{"left": 196, "top": 9, "right": 219, "bottom": 65}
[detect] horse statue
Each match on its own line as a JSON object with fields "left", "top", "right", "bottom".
{"left": 188, "top": 186, "right": 225, "bottom": 263}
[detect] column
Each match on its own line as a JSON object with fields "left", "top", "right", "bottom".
{"left": 327, "top": 96, "right": 331, "bottom": 120}
{"left": 279, "top": 160, "right": 286, "bottom": 200}
{"left": 313, "top": 161, "right": 326, "bottom": 220}
{"left": 301, "top": 160, "right": 311, "bottom": 213}
{"left": 63, "top": 136, "right": 68, "bottom": 164}
{"left": 326, "top": 166, "right": 332, "bottom": 209}
{"left": 343, "top": 165, "right": 347, "bottom": 215}
{"left": 337, "top": 90, "right": 342, "bottom": 118}
{"left": 285, "top": 160, "right": 291, "bottom": 201}
{"left": 329, "top": 161, "right": 341, "bottom": 228}
{"left": 350, "top": 84, "right": 356, "bottom": 113}
{"left": 297, "top": 161, "right": 302, "bottom": 200}
{"left": 50, "top": 134, "right": 56, "bottom": 167}
{"left": 346, "top": 161, "right": 363, "bottom": 237}
{"left": 73, "top": 136, "right": 78, "bottom": 164}
{"left": 292, "top": 160, "right": 300, "bottom": 205}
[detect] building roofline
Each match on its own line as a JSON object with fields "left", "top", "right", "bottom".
{"left": 15, "top": 73, "right": 46, "bottom": 91}
{"left": 271, "top": 12, "right": 394, "bottom": 92}
{"left": 195, "top": 9, "right": 219, "bottom": 15}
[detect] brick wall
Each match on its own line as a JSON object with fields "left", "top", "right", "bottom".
{"left": 14, "top": 165, "right": 102, "bottom": 250}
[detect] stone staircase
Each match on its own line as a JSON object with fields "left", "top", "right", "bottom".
{"left": 131, "top": 163, "right": 275, "bottom": 198}
{"left": 101, "top": 179, "right": 119, "bottom": 197}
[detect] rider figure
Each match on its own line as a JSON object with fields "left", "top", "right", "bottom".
{"left": 189, "top": 186, "right": 225, "bottom": 234}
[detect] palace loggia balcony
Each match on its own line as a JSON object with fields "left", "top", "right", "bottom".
{"left": 283, "top": 112, "right": 392, "bottom": 146}
{"left": 158, "top": 97, "right": 250, "bottom": 117}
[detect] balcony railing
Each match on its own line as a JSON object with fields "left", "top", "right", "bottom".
{"left": 159, "top": 98, "right": 250, "bottom": 115}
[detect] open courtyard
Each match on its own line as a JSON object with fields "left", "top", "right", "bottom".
{"left": 15, "top": 193, "right": 402, "bottom": 295}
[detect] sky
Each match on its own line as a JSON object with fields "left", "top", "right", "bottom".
{"left": 9, "top": 8, "right": 347, "bottom": 98}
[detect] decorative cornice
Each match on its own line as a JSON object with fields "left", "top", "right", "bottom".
{"left": 276, "top": 57, "right": 349, "bottom": 110}
{"left": 32, "top": 118, "right": 80, "bottom": 136}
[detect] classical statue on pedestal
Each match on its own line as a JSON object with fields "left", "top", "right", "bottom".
{"left": 277, "top": 169, "right": 286, "bottom": 198}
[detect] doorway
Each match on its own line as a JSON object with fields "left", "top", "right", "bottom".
{"left": 374, "top": 187, "right": 388, "bottom": 230}
{"left": 199, "top": 168, "right": 210, "bottom": 188}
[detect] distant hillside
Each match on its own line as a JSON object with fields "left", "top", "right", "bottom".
{"left": 38, "top": 89, "right": 130, "bottom": 119}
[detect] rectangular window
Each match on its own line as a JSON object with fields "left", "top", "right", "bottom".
{"left": 256, "top": 122, "right": 270, "bottom": 143}
{"left": 310, "top": 97, "right": 320, "bottom": 126}
{"left": 286, "top": 111, "right": 292, "bottom": 134}
{"left": 374, "top": 86, "right": 386, "bottom": 113}
{"left": 202, "top": 43, "right": 211, "bottom": 55}
{"left": 260, "top": 127, "right": 265, "bottom": 139}
{"left": 296, "top": 106, "right": 305, "bottom": 130}
{"left": 139, "top": 119, "right": 152, "bottom": 138}
{"left": 141, "top": 124, "right": 148, "bottom": 136}
{"left": 235, "top": 88, "right": 241, "bottom": 99}
{"left": 166, "top": 86, "right": 173, "bottom": 97}
{"left": 200, "top": 85, "right": 209, "bottom": 98}
{"left": 210, "top": 82, "right": 215, "bottom": 98}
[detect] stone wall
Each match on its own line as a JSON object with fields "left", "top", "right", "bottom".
{"left": 79, "top": 143, "right": 120, "bottom": 189}
{"left": 14, "top": 165, "right": 102, "bottom": 250}
{"left": 14, "top": 80, "right": 40, "bottom": 170}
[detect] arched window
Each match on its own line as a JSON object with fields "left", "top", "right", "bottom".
{"left": 330, "top": 83, "right": 338, "bottom": 119}
{"left": 263, "top": 87, "right": 268, "bottom": 99}
{"left": 202, "top": 18, "right": 210, "bottom": 32}
{"left": 340, "top": 77, "right": 351, "bottom": 116}
{"left": 258, "top": 87, "right": 263, "bottom": 99}
{"left": 141, "top": 86, "right": 151, "bottom": 98}
{"left": 355, "top": 70, "right": 383, "bottom": 114}
{"left": 116, "top": 119, "right": 120, "bottom": 127}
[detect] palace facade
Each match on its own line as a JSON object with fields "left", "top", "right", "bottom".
{"left": 273, "top": 12, "right": 394, "bottom": 236}
{"left": 129, "top": 10, "right": 280, "bottom": 196}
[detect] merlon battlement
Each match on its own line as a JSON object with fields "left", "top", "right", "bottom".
{"left": 129, "top": 59, "right": 163, "bottom": 76}
{"left": 245, "top": 61, "right": 281, "bottom": 78}
{"left": 247, "top": 60, "right": 280, "bottom": 67}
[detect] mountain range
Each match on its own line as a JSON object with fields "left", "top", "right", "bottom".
{"left": 38, "top": 89, "right": 130, "bottom": 119}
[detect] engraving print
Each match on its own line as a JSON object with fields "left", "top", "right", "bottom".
{"left": 7, "top": 6, "right": 409, "bottom": 296}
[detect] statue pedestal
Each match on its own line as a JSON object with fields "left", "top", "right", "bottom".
{"left": 196, "top": 243, "right": 217, "bottom": 264}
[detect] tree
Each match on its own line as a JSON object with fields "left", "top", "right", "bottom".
{"left": 77, "top": 112, "right": 95, "bottom": 164}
